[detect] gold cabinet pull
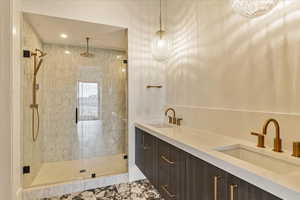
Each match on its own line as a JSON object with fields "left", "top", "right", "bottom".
{"left": 161, "top": 155, "right": 175, "bottom": 165}
{"left": 142, "top": 134, "right": 150, "bottom": 150}
{"left": 214, "top": 176, "right": 221, "bottom": 200}
{"left": 230, "top": 184, "right": 238, "bottom": 200}
{"left": 143, "top": 146, "right": 150, "bottom": 150}
{"left": 161, "top": 185, "right": 176, "bottom": 198}
{"left": 142, "top": 134, "right": 145, "bottom": 146}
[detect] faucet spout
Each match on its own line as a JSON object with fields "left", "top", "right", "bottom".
{"left": 262, "top": 118, "right": 283, "bottom": 152}
{"left": 165, "top": 107, "right": 178, "bottom": 125}
{"left": 165, "top": 108, "right": 176, "bottom": 118}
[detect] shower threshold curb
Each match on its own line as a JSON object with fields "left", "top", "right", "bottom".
{"left": 22, "top": 172, "right": 129, "bottom": 200}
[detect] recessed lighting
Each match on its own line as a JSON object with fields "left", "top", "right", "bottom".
{"left": 60, "top": 33, "right": 68, "bottom": 39}
{"left": 116, "top": 55, "right": 123, "bottom": 60}
{"left": 122, "top": 68, "right": 126, "bottom": 73}
{"left": 64, "top": 50, "right": 71, "bottom": 54}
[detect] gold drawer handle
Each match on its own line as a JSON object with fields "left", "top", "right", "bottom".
{"left": 161, "top": 185, "right": 176, "bottom": 198}
{"left": 230, "top": 184, "right": 238, "bottom": 200}
{"left": 143, "top": 146, "right": 150, "bottom": 150}
{"left": 161, "top": 155, "right": 175, "bottom": 165}
{"left": 214, "top": 176, "right": 221, "bottom": 200}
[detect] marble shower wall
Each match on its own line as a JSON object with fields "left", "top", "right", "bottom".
{"left": 22, "top": 19, "right": 44, "bottom": 187}
{"left": 41, "top": 44, "right": 127, "bottom": 162}
{"left": 166, "top": 0, "right": 300, "bottom": 151}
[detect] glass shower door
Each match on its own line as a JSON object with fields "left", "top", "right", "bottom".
{"left": 76, "top": 80, "right": 102, "bottom": 179}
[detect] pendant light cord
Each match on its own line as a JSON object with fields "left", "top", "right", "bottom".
{"left": 159, "top": 0, "right": 162, "bottom": 32}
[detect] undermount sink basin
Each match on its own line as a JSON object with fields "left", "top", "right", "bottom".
{"left": 147, "top": 123, "right": 173, "bottom": 129}
{"left": 216, "top": 144, "right": 300, "bottom": 174}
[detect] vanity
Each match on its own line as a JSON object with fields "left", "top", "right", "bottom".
{"left": 135, "top": 122, "right": 300, "bottom": 200}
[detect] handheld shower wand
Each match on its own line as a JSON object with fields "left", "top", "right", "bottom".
{"left": 29, "top": 48, "right": 47, "bottom": 142}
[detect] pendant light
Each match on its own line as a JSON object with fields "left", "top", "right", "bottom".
{"left": 151, "top": 0, "right": 172, "bottom": 62}
{"left": 232, "top": 0, "right": 279, "bottom": 18}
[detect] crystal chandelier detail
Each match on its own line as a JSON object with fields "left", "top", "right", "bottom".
{"left": 232, "top": 0, "right": 279, "bottom": 18}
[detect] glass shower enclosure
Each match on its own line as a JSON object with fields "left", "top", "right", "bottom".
{"left": 22, "top": 12, "right": 128, "bottom": 188}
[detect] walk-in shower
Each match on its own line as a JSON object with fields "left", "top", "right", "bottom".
{"left": 22, "top": 13, "right": 128, "bottom": 189}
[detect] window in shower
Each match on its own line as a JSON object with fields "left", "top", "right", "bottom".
{"left": 77, "top": 81, "right": 100, "bottom": 121}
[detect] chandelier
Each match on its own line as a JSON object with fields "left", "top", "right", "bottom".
{"left": 232, "top": 0, "right": 279, "bottom": 18}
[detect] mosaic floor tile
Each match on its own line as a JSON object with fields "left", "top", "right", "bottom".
{"left": 41, "top": 179, "right": 163, "bottom": 200}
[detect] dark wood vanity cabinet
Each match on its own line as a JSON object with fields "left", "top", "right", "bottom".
{"left": 135, "top": 128, "right": 158, "bottom": 187}
{"left": 135, "top": 128, "right": 281, "bottom": 200}
{"left": 157, "top": 140, "right": 186, "bottom": 200}
{"left": 186, "top": 154, "right": 228, "bottom": 200}
{"left": 135, "top": 128, "right": 144, "bottom": 172}
{"left": 226, "top": 174, "right": 250, "bottom": 200}
{"left": 185, "top": 154, "right": 206, "bottom": 200}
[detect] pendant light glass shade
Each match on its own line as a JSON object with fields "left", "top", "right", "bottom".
{"left": 232, "top": 0, "right": 279, "bottom": 18}
{"left": 151, "top": 0, "right": 171, "bottom": 62}
{"left": 151, "top": 30, "right": 172, "bottom": 62}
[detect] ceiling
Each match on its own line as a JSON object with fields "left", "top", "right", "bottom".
{"left": 24, "top": 13, "right": 127, "bottom": 51}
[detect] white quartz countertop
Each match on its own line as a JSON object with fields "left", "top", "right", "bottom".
{"left": 135, "top": 121, "right": 300, "bottom": 200}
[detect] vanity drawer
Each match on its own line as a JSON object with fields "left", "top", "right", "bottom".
{"left": 158, "top": 139, "right": 186, "bottom": 200}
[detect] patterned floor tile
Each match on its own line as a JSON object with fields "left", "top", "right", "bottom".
{"left": 41, "top": 179, "right": 163, "bottom": 200}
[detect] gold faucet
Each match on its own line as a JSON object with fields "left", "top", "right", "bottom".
{"left": 251, "top": 118, "right": 283, "bottom": 152}
{"left": 165, "top": 107, "right": 182, "bottom": 126}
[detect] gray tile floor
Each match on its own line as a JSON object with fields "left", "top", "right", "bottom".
{"left": 41, "top": 179, "right": 163, "bottom": 200}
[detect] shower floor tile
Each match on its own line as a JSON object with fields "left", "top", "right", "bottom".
{"left": 41, "top": 179, "right": 163, "bottom": 200}
{"left": 31, "top": 154, "right": 128, "bottom": 187}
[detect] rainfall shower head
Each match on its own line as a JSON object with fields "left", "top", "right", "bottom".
{"left": 81, "top": 37, "right": 94, "bottom": 58}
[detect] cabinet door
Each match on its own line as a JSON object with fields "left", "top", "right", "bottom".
{"left": 168, "top": 144, "right": 186, "bottom": 200}
{"left": 186, "top": 155, "right": 206, "bottom": 200}
{"left": 135, "top": 128, "right": 144, "bottom": 172}
{"left": 144, "top": 132, "right": 157, "bottom": 186}
{"left": 158, "top": 140, "right": 186, "bottom": 200}
{"left": 248, "top": 183, "right": 281, "bottom": 200}
{"left": 158, "top": 140, "right": 172, "bottom": 200}
{"left": 226, "top": 174, "right": 249, "bottom": 200}
{"left": 203, "top": 163, "right": 227, "bottom": 200}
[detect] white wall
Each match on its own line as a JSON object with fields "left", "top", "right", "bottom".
{"left": 22, "top": 0, "right": 166, "bottom": 182}
{"left": 0, "top": 0, "right": 12, "bottom": 199}
{"left": 166, "top": 0, "right": 300, "bottom": 151}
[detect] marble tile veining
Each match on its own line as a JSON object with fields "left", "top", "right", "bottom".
{"left": 41, "top": 179, "right": 163, "bottom": 200}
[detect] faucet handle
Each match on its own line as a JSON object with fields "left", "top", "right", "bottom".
{"left": 176, "top": 118, "right": 183, "bottom": 126}
{"left": 251, "top": 132, "right": 265, "bottom": 148}
{"left": 292, "top": 142, "right": 300, "bottom": 157}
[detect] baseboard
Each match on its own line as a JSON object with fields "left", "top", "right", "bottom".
{"left": 128, "top": 165, "right": 145, "bottom": 182}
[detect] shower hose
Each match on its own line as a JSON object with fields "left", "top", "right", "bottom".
{"left": 32, "top": 106, "right": 40, "bottom": 142}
